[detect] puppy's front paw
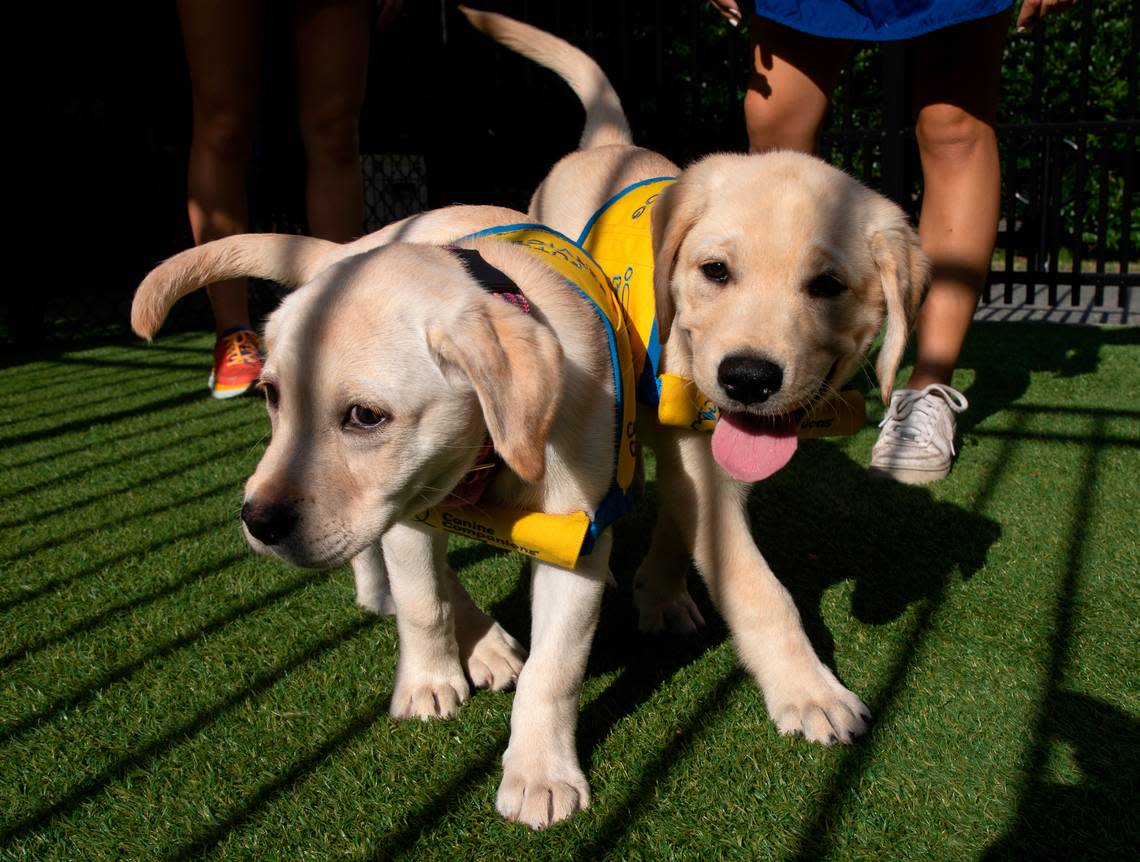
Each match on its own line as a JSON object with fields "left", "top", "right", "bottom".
{"left": 389, "top": 669, "right": 471, "bottom": 721}
{"left": 462, "top": 621, "right": 526, "bottom": 691}
{"left": 766, "top": 663, "right": 871, "bottom": 745}
{"left": 496, "top": 752, "right": 590, "bottom": 829}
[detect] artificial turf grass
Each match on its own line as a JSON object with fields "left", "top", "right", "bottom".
{"left": 1, "top": 325, "right": 1137, "bottom": 861}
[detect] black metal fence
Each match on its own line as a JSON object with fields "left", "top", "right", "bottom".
{"left": 816, "top": 0, "right": 1137, "bottom": 323}
{"left": 11, "top": 0, "right": 1136, "bottom": 346}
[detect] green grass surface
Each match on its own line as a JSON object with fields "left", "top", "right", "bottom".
{"left": 2, "top": 325, "right": 1137, "bottom": 861}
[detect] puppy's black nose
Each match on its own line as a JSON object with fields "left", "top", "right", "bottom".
{"left": 241, "top": 499, "right": 298, "bottom": 546}
{"left": 717, "top": 354, "right": 783, "bottom": 405}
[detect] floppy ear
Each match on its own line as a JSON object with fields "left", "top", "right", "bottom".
{"left": 650, "top": 178, "right": 702, "bottom": 345}
{"left": 869, "top": 211, "right": 930, "bottom": 403}
{"left": 131, "top": 234, "right": 339, "bottom": 340}
{"left": 429, "top": 298, "right": 565, "bottom": 484}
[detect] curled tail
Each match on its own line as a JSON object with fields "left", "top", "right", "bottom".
{"left": 459, "top": 6, "right": 632, "bottom": 150}
{"left": 131, "top": 234, "right": 338, "bottom": 340}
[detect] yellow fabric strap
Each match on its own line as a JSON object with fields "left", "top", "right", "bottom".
{"left": 657, "top": 373, "right": 719, "bottom": 431}
{"left": 414, "top": 507, "right": 592, "bottom": 571}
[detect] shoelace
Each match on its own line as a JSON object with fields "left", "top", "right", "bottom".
{"left": 222, "top": 330, "right": 261, "bottom": 366}
{"left": 878, "top": 383, "right": 969, "bottom": 455}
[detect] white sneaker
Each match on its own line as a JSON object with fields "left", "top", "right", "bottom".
{"left": 868, "top": 384, "right": 969, "bottom": 484}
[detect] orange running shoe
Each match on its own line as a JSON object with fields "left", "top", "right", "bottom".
{"left": 208, "top": 326, "right": 262, "bottom": 399}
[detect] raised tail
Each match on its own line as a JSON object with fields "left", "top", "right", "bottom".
{"left": 131, "top": 234, "right": 339, "bottom": 340}
{"left": 459, "top": 6, "right": 632, "bottom": 150}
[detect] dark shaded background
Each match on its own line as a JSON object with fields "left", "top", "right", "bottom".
{"left": 14, "top": 0, "right": 1137, "bottom": 345}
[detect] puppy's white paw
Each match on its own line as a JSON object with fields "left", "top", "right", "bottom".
{"left": 496, "top": 753, "right": 590, "bottom": 829}
{"left": 634, "top": 586, "right": 706, "bottom": 635}
{"left": 389, "top": 670, "right": 471, "bottom": 721}
{"left": 462, "top": 621, "right": 527, "bottom": 691}
{"left": 765, "top": 663, "right": 871, "bottom": 745}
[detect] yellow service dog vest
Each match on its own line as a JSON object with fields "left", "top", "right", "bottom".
{"left": 417, "top": 225, "right": 637, "bottom": 570}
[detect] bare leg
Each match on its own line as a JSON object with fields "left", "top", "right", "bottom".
{"left": 745, "top": 17, "right": 852, "bottom": 154}
{"left": 496, "top": 532, "right": 611, "bottom": 829}
{"left": 293, "top": 0, "right": 370, "bottom": 242}
{"left": 907, "top": 12, "right": 1008, "bottom": 389}
{"left": 177, "top": 0, "right": 265, "bottom": 333}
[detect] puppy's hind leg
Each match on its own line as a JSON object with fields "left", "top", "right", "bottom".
{"left": 445, "top": 564, "right": 527, "bottom": 692}
{"left": 383, "top": 522, "right": 471, "bottom": 720}
{"left": 633, "top": 503, "right": 706, "bottom": 635}
{"left": 355, "top": 539, "right": 524, "bottom": 690}
{"left": 496, "top": 531, "right": 611, "bottom": 829}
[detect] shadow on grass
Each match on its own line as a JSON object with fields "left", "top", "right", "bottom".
{"left": 0, "top": 417, "right": 254, "bottom": 504}
{"left": 3, "top": 401, "right": 252, "bottom": 472}
{"left": 0, "top": 333, "right": 214, "bottom": 376}
{"left": 0, "top": 566, "right": 331, "bottom": 744}
{"left": 0, "top": 388, "right": 215, "bottom": 449}
{"left": 0, "top": 516, "right": 232, "bottom": 612}
{"left": 983, "top": 692, "right": 1140, "bottom": 861}
{"left": 0, "top": 549, "right": 249, "bottom": 674}
{"left": 949, "top": 322, "right": 1139, "bottom": 433}
{"left": 754, "top": 438, "right": 1000, "bottom": 642}
{"left": 0, "top": 470, "right": 246, "bottom": 561}
{"left": 163, "top": 555, "right": 532, "bottom": 862}
{"left": 983, "top": 413, "right": 1138, "bottom": 861}
{"left": 791, "top": 324, "right": 1137, "bottom": 859}
{"left": 0, "top": 608, "right": 380, "bottom": 844}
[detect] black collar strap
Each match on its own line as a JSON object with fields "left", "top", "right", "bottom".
{"left": 448, "top": 247, "right": 531, "bottom": 313}
{"left": 437, "top": 246, "right": 531, "bottom": 509}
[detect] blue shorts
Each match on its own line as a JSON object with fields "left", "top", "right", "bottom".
{"left": 752, "top": 0, "right": 1013, "bottom": 42}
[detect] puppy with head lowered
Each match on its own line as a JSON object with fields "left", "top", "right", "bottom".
{"left": 132, "top": 205, "right": 629, "bottom": 829}
{"left": 464, "top": 8, "right": 929, "bottom": 745}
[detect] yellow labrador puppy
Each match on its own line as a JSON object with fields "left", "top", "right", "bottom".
{"left": 464, "top": 9, "right": 929, "bottom": 744}
{"left": 132, "top": 205, "right": 625, "bottom": 828}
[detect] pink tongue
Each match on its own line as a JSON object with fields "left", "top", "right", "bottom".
{"left": 711, "top": 413, "right": 798, "bottom": 482}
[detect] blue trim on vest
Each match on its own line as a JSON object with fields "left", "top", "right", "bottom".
{"left": 458, "top": 224, "right": 634, "bottom": 557}
{"left": 637, "top": 319, "right": 663, "bottom": 406}
{"left": 575, "top": 175, "right": 678, "bottom": 247}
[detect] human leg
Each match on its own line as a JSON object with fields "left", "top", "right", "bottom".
{"left": 870, "top": 11, "right": 1008, "bottom": 482}
{"left": 293, "top": 0, "right": 370, "bottom": 242}
{"left": 907, "top": 11, "right": 1008, "bottom": 390}
{"left": 177, "top": 0, "right": 266, "bottom": 333}
{"left": 178, "top": 0, "right": 267, "bottom": 397}
{"left": 744, "top": 16, "right": 852, "bottom": 153}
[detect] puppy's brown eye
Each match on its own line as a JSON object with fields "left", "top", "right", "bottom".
{"left": 346, "top": 405, "right": 389, "bottom": 430}
{"left": 806, "top": 273, "right": 846, "bottom": 299}
{"left": 701, "top": 261, "right": 729, "bottom": 284}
